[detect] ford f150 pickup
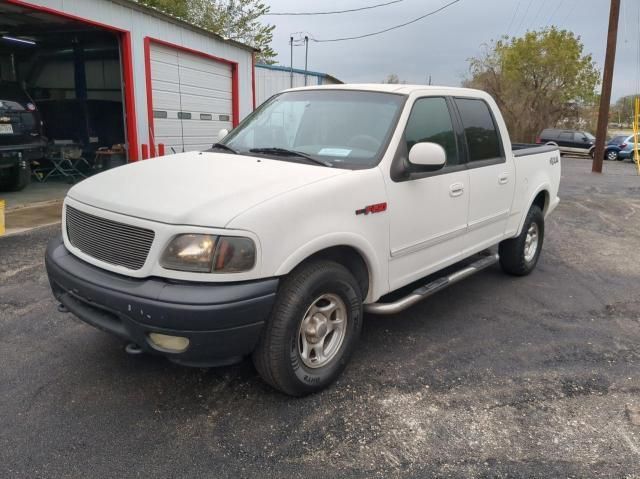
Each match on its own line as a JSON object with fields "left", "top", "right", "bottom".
{"left": 45, "top": 85, "right": 560, "bottom": 396}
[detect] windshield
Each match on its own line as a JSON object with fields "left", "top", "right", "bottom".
{"left": 220, "top": 90, "right": 406, "bottom": 169}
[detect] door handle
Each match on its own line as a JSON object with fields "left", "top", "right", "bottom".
{"left": 498, "top": 173, "right": 509, "bottom": 185}
{"left": 449, "top": 182, "right": 464, "bottom": 197}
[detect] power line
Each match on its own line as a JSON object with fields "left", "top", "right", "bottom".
{"left": 529, "top": 0, "right": 547, "bottom": 28}
{"left": 506, "top": 0, "right": 523, "bottom": 36}
{"left": 546, "top": 0, "right": 565, "bottom": 26}
{"left": 265, "top": 0, "right": 405, "bottom": 16}
{"left": 513, "top": 0, "right": 534, "bottom": 36}
{"left": 310, "top": 0, "right": 462, "bottom": 43}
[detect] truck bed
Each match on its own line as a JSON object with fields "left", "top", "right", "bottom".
{"left": 512, "top": 144, "right": 558, "bottom": 156}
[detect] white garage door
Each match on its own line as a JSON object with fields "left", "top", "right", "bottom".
{"left": 149, "top": 43, "right": 233, "bottom": 153}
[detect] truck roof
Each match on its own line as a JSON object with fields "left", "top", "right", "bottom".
{"left": 285, "top": 83, "right": 487, "bottom": 96}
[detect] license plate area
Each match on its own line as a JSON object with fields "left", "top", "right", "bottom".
{"left": 0, "top": 124, "right": 13, "bottom": 134}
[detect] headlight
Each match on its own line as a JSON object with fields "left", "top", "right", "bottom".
{"left": 160, "top": 234, "right": 255, "bottom": 273}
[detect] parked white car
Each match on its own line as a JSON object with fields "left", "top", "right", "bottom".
{"left": 46, "top": 85, "right": 561, "bottom": 395}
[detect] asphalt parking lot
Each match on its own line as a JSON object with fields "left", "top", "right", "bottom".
{"left": 1, "top": 157, "right": 639, "bottom": 478}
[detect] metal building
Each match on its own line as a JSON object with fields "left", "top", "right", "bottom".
{"left": 254, "top": 64, "right": 342, "bottom": 106}
{"left": 0, "top": 0, "right": 256, "bottom": 161}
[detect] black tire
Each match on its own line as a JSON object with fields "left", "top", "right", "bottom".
{"left": 253, "top": 260, "right": 363, "bottom": 396}
{"left": 589, "top": 149, "right": 595, "bottom": 159}
{"left": 606, "top": 150, "right": 619, "bottom": 161}
{"left": 499, "top": 205, "right": 544, "bottom": 276}
{"left": 0, "top": 164, "right": 31, "bottom": 192}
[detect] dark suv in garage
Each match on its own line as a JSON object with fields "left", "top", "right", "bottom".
{"left": 0, "top": 81, "right": 45, "bottom": 191}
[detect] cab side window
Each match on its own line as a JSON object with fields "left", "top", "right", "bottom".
{"left": 558, "top": 132, "right": 573, "bottom": 141}
{"left": 454, "top": 98, "right": 502, "bottom": 162}
{"left": 405, "top": 97, "right": 460, "bottom": 166}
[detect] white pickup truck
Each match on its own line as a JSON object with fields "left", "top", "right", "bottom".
{"left": 46, "top": 85, "right": 560, "bottom": 395}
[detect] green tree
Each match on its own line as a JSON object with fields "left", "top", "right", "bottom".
{"left": 464, "top": 27, "right": 600, "bottom": 142}
{"left": 382, "top": 73, "right": 404, "bottom": 84}
{"left": 611, "top": 94, "right": 639, "bottom": 127}
{"left": 137, "top": 0, "right": 276, "bottom": 63}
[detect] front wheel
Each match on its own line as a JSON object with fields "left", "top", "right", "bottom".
{"left": 606, "top": 150, "right": 619, "bottom": 161}
{"left": 499, "top": 205, "right": 544, "bottom": 276}
{"left": 253, "top": 260, "right": 363, "bottom": 396}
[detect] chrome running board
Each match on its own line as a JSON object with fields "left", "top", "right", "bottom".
{"left": 364, "top": 253, "right": 499, "bottom": 315}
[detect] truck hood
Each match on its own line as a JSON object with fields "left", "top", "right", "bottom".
{"left": 67, "top": 151, "right": 347, "bottom": 227}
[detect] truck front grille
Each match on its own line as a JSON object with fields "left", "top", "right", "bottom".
{"left": 65, "top": 205, "right": 155, "bottom": 270}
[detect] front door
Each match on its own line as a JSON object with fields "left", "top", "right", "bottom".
{"left": 385, "top": 96, "right": 469, "bottom": 291}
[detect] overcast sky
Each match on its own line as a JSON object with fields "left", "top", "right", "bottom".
{"left": 262, "top": 0, "right": 640, "bottom": 101}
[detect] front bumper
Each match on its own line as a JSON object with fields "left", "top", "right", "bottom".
{"left": 45, "top": 236, "right": 278, "bottom": 366}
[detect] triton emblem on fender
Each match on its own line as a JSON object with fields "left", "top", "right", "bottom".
{"left": 355, "top": 202, "right": 387, "bottom": 215}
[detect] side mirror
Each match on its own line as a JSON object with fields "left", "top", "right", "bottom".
{"left": 217, "top": 128, "right": 229, "bottom": 141}
{"left": 408, "top": 142, "right": 446, "bottom": 172}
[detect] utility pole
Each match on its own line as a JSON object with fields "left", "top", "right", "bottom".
{"left": 592, "top": 0, "right": 620, "bottom": 173}
{"left": 304, "top": 36, "right": 309, "bottom": 86}
{"left": 289, "top": 36, "right": 294, "bottom": 88}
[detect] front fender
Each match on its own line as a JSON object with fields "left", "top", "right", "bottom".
{"left": 274, "top": 232, "right": 387, "bottom": 303}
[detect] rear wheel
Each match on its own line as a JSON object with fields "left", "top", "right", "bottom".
{"left": 0, "top": 163, "right": 30, "bottom": 192}
{"left": 253, "top": 260, "right": 363, "bottom": 396}
{"left": 499, "top": 205, "right": 544, "bottom": 276}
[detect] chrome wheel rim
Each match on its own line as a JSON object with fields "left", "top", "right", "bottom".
{"left": 297, "top": 293, "right": 348, "bottom": 369}
{"left": 607, "top": 151, "right": 617, "bottom": 160}
{"left": 524, "top": 222, "right": 539, "bottom": 263}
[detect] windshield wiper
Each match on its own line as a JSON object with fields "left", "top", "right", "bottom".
{"left": 209, "top": 143, "right": 237, "bottom": 154}
{"left": 249, "top": 147, "right": 332, "bottom": 167}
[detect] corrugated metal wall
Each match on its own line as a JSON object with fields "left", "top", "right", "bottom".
{"left": 255, "top": 66, "right": 341, "bottom": 106}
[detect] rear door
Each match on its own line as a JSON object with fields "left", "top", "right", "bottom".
{"left": 455, "top": 97, "right": 515, "bottom": 252}
{"left": 556, "top": 131, "right": 574, "bottom": 154}
{"left": 149, "top": 43, "right": 233, "bottom": 153}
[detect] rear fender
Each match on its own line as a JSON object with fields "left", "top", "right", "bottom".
{"left": 515, "top": 184, "right": 550, "bottom": 236}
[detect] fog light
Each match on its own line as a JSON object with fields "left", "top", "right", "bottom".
{"left": 148, "top": 333, "right": 190, "bottom": 353}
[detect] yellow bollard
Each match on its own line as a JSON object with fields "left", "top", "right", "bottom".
{"left": 0, "top": 199, "right": 4, "bottom": 236}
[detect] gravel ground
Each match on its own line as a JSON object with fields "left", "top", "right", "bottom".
{"left": 1, "top": 157, "right": 639, "bottom": 478}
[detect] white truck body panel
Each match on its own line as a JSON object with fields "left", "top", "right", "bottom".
{"left": 61, "top": 84, "right": 561, "bottom": 303}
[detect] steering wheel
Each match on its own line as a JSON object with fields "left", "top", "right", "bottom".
{"left": 347, "top": 134, "right": 381, "bottom": 151}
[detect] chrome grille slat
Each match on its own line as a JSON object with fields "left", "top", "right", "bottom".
{"left": 67, "top": 229, "right": 154, "bottom": 248}
{"left": 66, "top": 214, "right": 156, "bottom": 236}
{"left": 66, "top": 205, "right": 155, "bottom": 270}
{"left": 67, "top": 214, "right": 155, "bottom": 234}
